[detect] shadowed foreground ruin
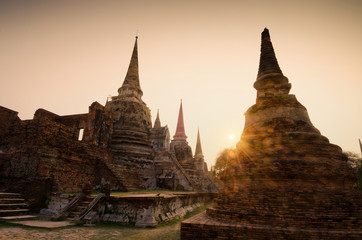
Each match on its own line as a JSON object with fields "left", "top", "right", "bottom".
{"left": 181, "top": 29, "right": 362, "bottom": 239}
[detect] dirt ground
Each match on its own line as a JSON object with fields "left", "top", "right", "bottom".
{"left": 0, "top": 221, "right": 181, "bottom": 240}
{"left": 0, "top": 202, "right": 207, "bottom": 240}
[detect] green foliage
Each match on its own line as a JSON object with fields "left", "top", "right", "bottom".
{"left": 212, "top": 148, "right": 235, "bottom": 180}
{"left": 354, "top": 163, "right": 362, "bottom": 189}
{"left": 344, "top": 151, "right": 362, "bottom": 189}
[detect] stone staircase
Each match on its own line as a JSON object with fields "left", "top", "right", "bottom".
{"left": 67, "top": 195, "right": 95, "bottom": 220}
{"left": 167, "top": 152, "right": 198, "bottom": 191}
{"left": 0, "top": 192, "right": 36, "bottom": 220}
{"left": 101, "top": 159, "right": 141, "bottom": 191}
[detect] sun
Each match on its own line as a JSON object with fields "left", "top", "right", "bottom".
{"left": 228, "top": 134, "right": 234, "bottom": 140}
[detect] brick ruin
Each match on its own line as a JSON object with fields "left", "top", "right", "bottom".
{"left": 181, "top": 29, "right": 362, "bottom": 239}
{"left": 0, "top": 37, "right": 217, "bottom": 210}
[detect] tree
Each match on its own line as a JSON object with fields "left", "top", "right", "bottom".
{"left": 344, "top": 151, "right": 362, "bottom": 189}
{"left": 212, "top": 148, "right": 236, "bottom": 180}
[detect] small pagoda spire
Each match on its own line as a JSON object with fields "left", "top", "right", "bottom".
{"left": 118, "top": 36, "right": 143, "bottom": 96}
{"left": 359, "top": 139, "right": 362, "bottom": 157}
{"left": 154, "top": 109, "right": 161, "bottom": 128}
{"left": 254, "top": 28, "right": 291, "bottom": 97}
{"left": 257, "top": 28, "right": 283, "bottom": 80}
{"left": 194, "top": 128, "right": 204, "bottom": 157}
{"left": 173, "top": 100, "right": 187, "bottom": 140}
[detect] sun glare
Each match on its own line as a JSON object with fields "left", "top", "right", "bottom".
{"left": 229, "top": 134, "right": 234, "bottom": 140}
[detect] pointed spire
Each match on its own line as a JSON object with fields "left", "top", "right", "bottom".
{"left": 194, "top": 128, "right": 204, "bottom": 157}
{"left": 257, "top": 28, "right": 283, "bottom": 80}
{"left": 254, "top": 28, "right": 291, "bottom": 97}
{"left": 118, "top": 36, "right": 143, "bottom": 96}
{"left": 173, "top": 100, "right": 187, "bottom": 140}
{"left": 154, "top": 109, "right": 161, "bottom": 128}
{"left": 359, "top": 139, "right": 362, "bottom": 157}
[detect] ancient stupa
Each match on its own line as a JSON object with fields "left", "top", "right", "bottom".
{"left": 106, "top": 36, "right": 153, "bottom": 158}
{"left": 181, "top": 28, "right": 362, "bottom": 239}
{"left": 194, "top": 128, "right": 206, "bottom": 172}
{"left": 106, "top": 37, "right": 155, "bottom": 188}
{"left": 170, "top": 100, "right": 193, "bottom": 167}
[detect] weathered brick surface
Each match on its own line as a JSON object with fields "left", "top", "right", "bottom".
{"left": 181, "top": 212, "right": 362, "bottom": 240}
{"left": 0, "top": 103, "right": 119, "bottom": 195}
{"left": 0, "top": 106, "right": 21, "bottom": 135}
{"left": 181, "top": 29, "right": 362, "bottom": 239}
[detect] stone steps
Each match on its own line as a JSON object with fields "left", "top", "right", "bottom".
{"left": 0, "top": 215, "right": 37, "bottom": 220}
{"left": 67, "top": 196, "right": 95, "bottom": 219}
{"left": 0, "top": 203, "right": 28, "bottom": 208}
{"left": 0, "top": 193, "right": 21, "bottom": 197}
{"left": 0, "top": 198, "right": 25, "bottom": 203}
{"left": 0, "top": 192, "right": 34, "bottom": 220}
{"left": 101, "top": 159, "right": 141, "bottom": 191}
{"left": 0, "top": 209, "right": 29, "bottom": 215}
{"left": 69, "top": 211, "right": 81, "bottom": 218}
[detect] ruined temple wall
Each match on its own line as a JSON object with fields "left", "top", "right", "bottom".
{"left": 0, "top": 106, "right": 21, "bottom": 135}
{"left": 1, "top": 147, "right": 119, "bottom": 193}
{"left": 85, "top": 102, "right": 113, "bottom": 146}
{"left": 33, "top": 108, "right": 60, "bottom": 121}
{"left": 55, "top": 114, "right": 88, "bottom": 128}
{"left": 31, "top": 102, "right": 112, "bottom": 146}
{"left": 0, "top": 108, "right": 119, "bottom": 192}
{"left": 0, "top": 118, "right": 78, "bottom": 153}
{"left": 36, "top": 146, "right": 119, "bottom": 192}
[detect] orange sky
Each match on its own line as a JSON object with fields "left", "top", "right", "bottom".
{"left": 1, "top": 0, "right": 362, "bottom": 168}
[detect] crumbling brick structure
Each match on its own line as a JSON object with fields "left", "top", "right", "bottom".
{"left": 0, "top": 103, "right": 119, "bottom": 192}
{"left": 181, "top": 29, "right": 362, "bottom": 239}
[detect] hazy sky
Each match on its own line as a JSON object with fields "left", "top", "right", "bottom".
{"left": 1, "top": 0, "right": 362, "bottom": 168}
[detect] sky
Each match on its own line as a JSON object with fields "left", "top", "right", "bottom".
{"left": 1, "top": 0, "right": 362, "bottom": 168}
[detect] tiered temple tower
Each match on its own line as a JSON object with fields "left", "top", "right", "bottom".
{"left": 170, "top": 102, "right": 217, "bottom": 191}
{"left": 182, "top": 28, "right": 362, "bottom": 239}
{"left": 194, "top": 129, "right": 206, "bottom": 172}
{"left": 150, "top": 110, "right": 170, "bottom": 151}
{"left": 106, "top": 37, "right": 155, "bottom": 188}
{"left": 170, "top": 101, "right": 193, "bottom": 168}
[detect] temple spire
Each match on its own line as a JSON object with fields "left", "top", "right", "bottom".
{"left": 173, "top": 100, "right": 187, "bottom": 140}
{"left": 257, "top": 28, "right": 283, "bottom": 80}
{"left": 194, "top": 128, "right": 203, "bottom": 157}
{"left": 359, "top": 139, "right": 362, "bottom": 157}
{"left": 118, "top": 36, "right": 143, "bottom": 96}
{"left": 154, "top": 109, "right": 161, "bottom": 128}
{"left": 254, "top": 28, "right": 291, "bottom": 98}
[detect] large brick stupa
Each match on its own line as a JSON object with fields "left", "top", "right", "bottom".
{"left": 181, "top": 28, "right": 362, "bottom": 239}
